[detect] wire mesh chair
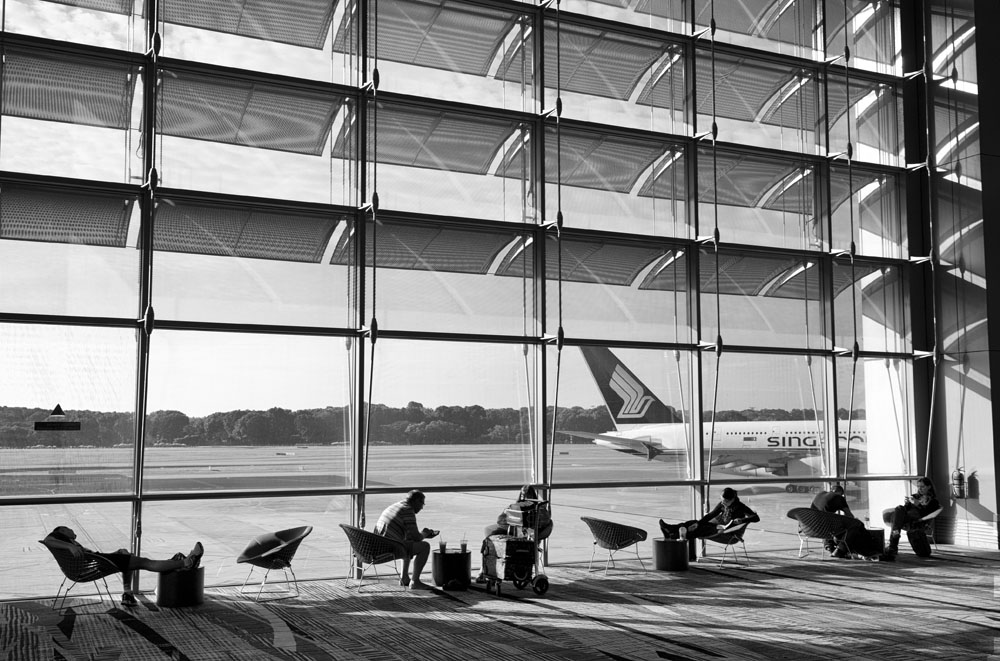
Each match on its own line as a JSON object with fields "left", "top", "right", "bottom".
{"left": 787, "top": 508, "right": 851, "bottom": 558}
{"left": 580, "top": 517, "right": 647, "bottom": 575}
{"left": 40, "top": 538, "right": 121, "bottom": 611}
{"left": 702, "top": 522, "right": 751, "bottom": 567}
{"left": 237, "top": 525, "right": 313, "bottom": 601}
{"left": 339, "top": 524, "right": 407, "bottom": 592}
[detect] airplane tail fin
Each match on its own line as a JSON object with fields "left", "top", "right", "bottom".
{"left": 579, "top": 346, "right": 683, "bottom": 427}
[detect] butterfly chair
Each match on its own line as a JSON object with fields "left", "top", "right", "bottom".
{"left": 787, "top": 508, "right": 852, "bottom": 559}
{"left": 701, "top": 522, "right": 751, "bottom": 568}
{"left": 580, "top": 517, "right": 647, "bottom": 575}
{"left": 237, "top": 525, "right": 312, "bottom": 602}
{"left": 339, "top": 524, "right": 408, "bottom": 592}
{"left": 40, "top": 538, "right": 120, "bottom": 611}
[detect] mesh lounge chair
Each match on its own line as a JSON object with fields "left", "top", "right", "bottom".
{"left": 701, "top": 522, "right": 751, "bottom": 567}
{"left": 580, "top": 517, "right": 647, "bottom": 575}
{"left": 237, "top": 525, "right": 313, "bottom": 601}
{"left": 40, "top": 538, "right": 120, "bottom": 611}
{"left": 339, "top": 524, "right": 407, "bottom": 591}
{"left": 787, "top": 508, "right": 852, "bottom": 558}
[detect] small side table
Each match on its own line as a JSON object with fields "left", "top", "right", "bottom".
{"left": 867, "top": 528, "right": 885, "bottom": 552}
{"left": 652, "top": 538, "right": 689, "bottom": 571}
{"left": 431, "top": 549, "right": 472, "bottom": 587}
{"left": 156, "top": 567, "right": 204, "bottom": 607}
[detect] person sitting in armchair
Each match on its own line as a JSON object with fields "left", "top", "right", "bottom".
{"left": 882, "top": 477, "right": 940, "bottom": 560}
{"left": 659, "top": 487, "right": 759, "bottom": 540}
{"left": 43, "top": 525, "right": 203, "bottom": 607}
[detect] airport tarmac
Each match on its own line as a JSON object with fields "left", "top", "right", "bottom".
{"left": 3, "top": 444, "right": 896, "bottom": 600}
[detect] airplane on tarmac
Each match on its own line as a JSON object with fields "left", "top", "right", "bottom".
{"left": 561, "top": 346, "right": 867, "bottom": 492}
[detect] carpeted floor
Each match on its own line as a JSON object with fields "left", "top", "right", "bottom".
{"left": 3, "top": 546, "right": 999, "bottom": 660}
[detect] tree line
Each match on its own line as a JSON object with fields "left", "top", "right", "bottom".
{"left": 0, "top": 403, "right": 864, "bottom": 449}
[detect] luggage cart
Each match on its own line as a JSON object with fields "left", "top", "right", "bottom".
{"left": 481, "top": 499, "right": 550, "bottom": 595}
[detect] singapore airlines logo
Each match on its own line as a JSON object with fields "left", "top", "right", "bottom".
{"left": 609, "top": 365, "right": 654, "bottom": 419}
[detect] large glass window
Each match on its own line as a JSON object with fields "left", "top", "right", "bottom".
{"left": 0, "top": 323, "right": 137, "bottom": 497}
{"left": 833, "top": 259, "right": 910, "bottom": 354}
{"left": 144, "top": 330, "right": 354, "bottom": 493}
{"left": 830, "top": 165, "right": 905, "bottom": 258}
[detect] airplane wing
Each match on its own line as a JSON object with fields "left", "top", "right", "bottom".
{"left": 559, "top": 430, "right": 680, "bottom": 462}
{"left": 709, "top": 449, "right": 823, "bottom": 479}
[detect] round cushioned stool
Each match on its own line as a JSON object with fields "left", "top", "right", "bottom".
{"left": 156, "top": 567, "right": 204, "bottom": 607}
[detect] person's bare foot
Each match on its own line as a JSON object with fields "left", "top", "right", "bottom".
{"left": 409, "top": 579, "right": 432, "bottom": 590}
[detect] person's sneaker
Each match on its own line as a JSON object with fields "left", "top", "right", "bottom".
{"left": 659, "top": 519, "right": 673, "bottom": 539}
{"left": 183, "top": 542, "right": 203, "bottom": 570}
{"left": 121, "top": 592, "right": 138, "bottom": 608}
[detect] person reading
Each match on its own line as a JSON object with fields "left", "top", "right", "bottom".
{"left": 659, "top": 487, "right": 759, "bottom": 540}
{"left": 374, "top": 489, "right": 438, "bottom": 590}
{"left": 43, "top": 525, "right": 203, "bottom": 607}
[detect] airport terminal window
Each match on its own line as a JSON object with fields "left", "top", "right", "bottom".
{"left": 826, "top": 0, "right": 902, "bottom": 76}
{"left": 833, "top": 260, "right": 910, "bottom": 354}
{"left": 698, "top": 147, "right": 821, "bottom": 251}
{"left": 152, "top": 199, "right": 354, "bottom": 327}
{"left": 357, "top": 219, "right": 536, "bottom": 336}
{"left": 364, "top": 99, "right": 534, "bottom": 222}
{"left": 835, "top": 355, "right": 913, "bottom": 477}
{"left": 144, "top": 330, "right": 354, "bottom": 493}
{"left": 827, "top": 73, "right": 904, "bottom": 168}
{"left": 548, "top": 346, "right": 694, "bottom": 483}
{"left": 545, "top": 18, "right": 687, "bottom": 135}
{"left": 2, "top": 0, "right": 138, "bottom": 52}
{"left": 829, "top": 166, "right": 905, "bottom": 259}
{"left": 0, "top": 323, "right": 137, "bottom": 497}
{"left": 701, "top": 352, "right": 832, "bottom": 483}
{"left": 700, "top": 248, "right": 827, "bottom": 350}
{"left": 364, "top": 339, "right": 537, "bottom": 489}
{"left": 547, "top": 236, "right": 691, "bottom": 344}
{"left": 689, "top": 0, "right": 823, "bottom": 61}
{"left": 546, "top": 125, "right": 689, "bottom": 238}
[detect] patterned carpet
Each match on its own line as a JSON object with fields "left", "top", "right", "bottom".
{"left": 3, "top": 546, "right": 999, "bottom": 660}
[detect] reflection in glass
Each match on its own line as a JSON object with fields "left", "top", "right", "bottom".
{"left": 836, "top": 356, "right": 912, "bottom": 477}
{"left": 699, "top": 148, "right": 821, "bottom": 250}
{"left": 701, "top": 249, "right": 826, "bottom": 349}
{"left": 826, "top": 0, "right": 902, "bottom": 76}
{"left": 549, "top": 346, "right": 693, "bottom": 482}
{"left": 548, "top": 237, "right": 690, "bottom": 343}
{"left": 3, "top": 0, "right": 137, "bottom": 52}
{"left": 358, "top": 219, "right": 535, "bottom": 336}
{"left": 144, "top": 330, "right": 353, "bottom": 493}
{"left": 702, "top": 353, "right": 831, "bottom": 483}
{"left": 692, "top": 0, "right": 823, "bottom": 60}
{"left": 0, "top": 324, "right": 137, "bottom": 497}
{"left": 365, "top": 340, "right": 536, "bottom": 489}
{"left": 830, "top": 166, "right": 904, "bottom": 258}
{"left": 833, "top": 260, "right": 909, "bottom": 354}
{"left": 827, "top": 74, "right": 903, "bottom": 166}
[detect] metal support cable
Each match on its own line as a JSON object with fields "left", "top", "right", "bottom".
{"left": 547, "top": 0, "right": 564, "bottom": 488}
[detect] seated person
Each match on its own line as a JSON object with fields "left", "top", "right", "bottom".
{"left": 659, "top": 487, "right": 759, "bottom": 540}
{"left": 43, "top": 526, "right": 203, "bottom": 607}
{"left": 811, "top": 484, "right": 864, "bottom": 556}
{"left": 882, "top": 476, "right": 940, "bottom": 560}
{"left": 374, "top": 489, "right": 437, "bottom": 590}
{"left": 483, "top": 485, "right": 553, "bottom": 541}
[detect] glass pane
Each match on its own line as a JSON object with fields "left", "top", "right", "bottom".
{"left": 142, "top": 495, "right": 349, "bottom": 590}
{"left": 934, "top": 171, "right": 984, "bottom": 354}
{"left": 699, "top": 147, "right": 822, "bottom": 250}
{"left": 0, "top": 183, "right": 141, "bottom": 317}
{"left": 548, "top": 237, "right": 690, "bottom": 343}
{"left": 365, "top": 340, "right": 536, "bottom": 489}
{"left": 5, "top": 501, "right": 133, "bottom": 600}
{"left": 157, "top": 67, "right": 356, "bottom": 204}
{"left": 826, "top": 0, "right": 902, "bottom": 76}
{"left": 0, "top": 48, "right": 142, "bottom": 182}
{"left": 697, "top": 50, "right": 821, "bottom": 155}
{"left": 547, "top": 126, "right": 689, "bottom": 238}
{"left": 693, "top": 0, "right": 823, "bottom": 61}
{"left": 833, "top": 260, "right": 910, "bottom": 353}
{"left": 930, "top": 1, "right": 977, "bottom": 94}
{"left": 701, "top": 248, "right": 827, "bottom": 349}
{"left": 549, "top": 346, "right": 694, "bottom": 483}
{"left": 702, "top": 352, "right": 832, "bottom": 485}
{"left": 365, "top": 100, "right": 533, "bottom": 222}
{"left": 152, "top": 200, "right": 354, "bottom": 327}
{"left": 837, "top": 356, "right": 913, "bottom": 477}
{"left": 0, "top": 323, "right": 137, "bottom": 497}
{"left": 360, "top": 219, "right": 535, "bottom": 336}
{"left": 827, "top": 75, "right": 903, "bottom": 167}
{"left": 144, "top": 330, "right": 353, "bottom": 493}
{"left": 368, "top": 0, "right": 535, "bottom": 112}
{"left": 545, "top": 19, "right": 687, "bottom": 134}
{"left": 160, "top": 0, "right": 355, "bottom": 85}
{"left": 830, "top": 166, "right": 905, "bottom": 258}
{"left": 558, "top": 0, "right": 686, "bottom": 35}
{"left": 4, "top": 0, "right": 138, "bottom": 52}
